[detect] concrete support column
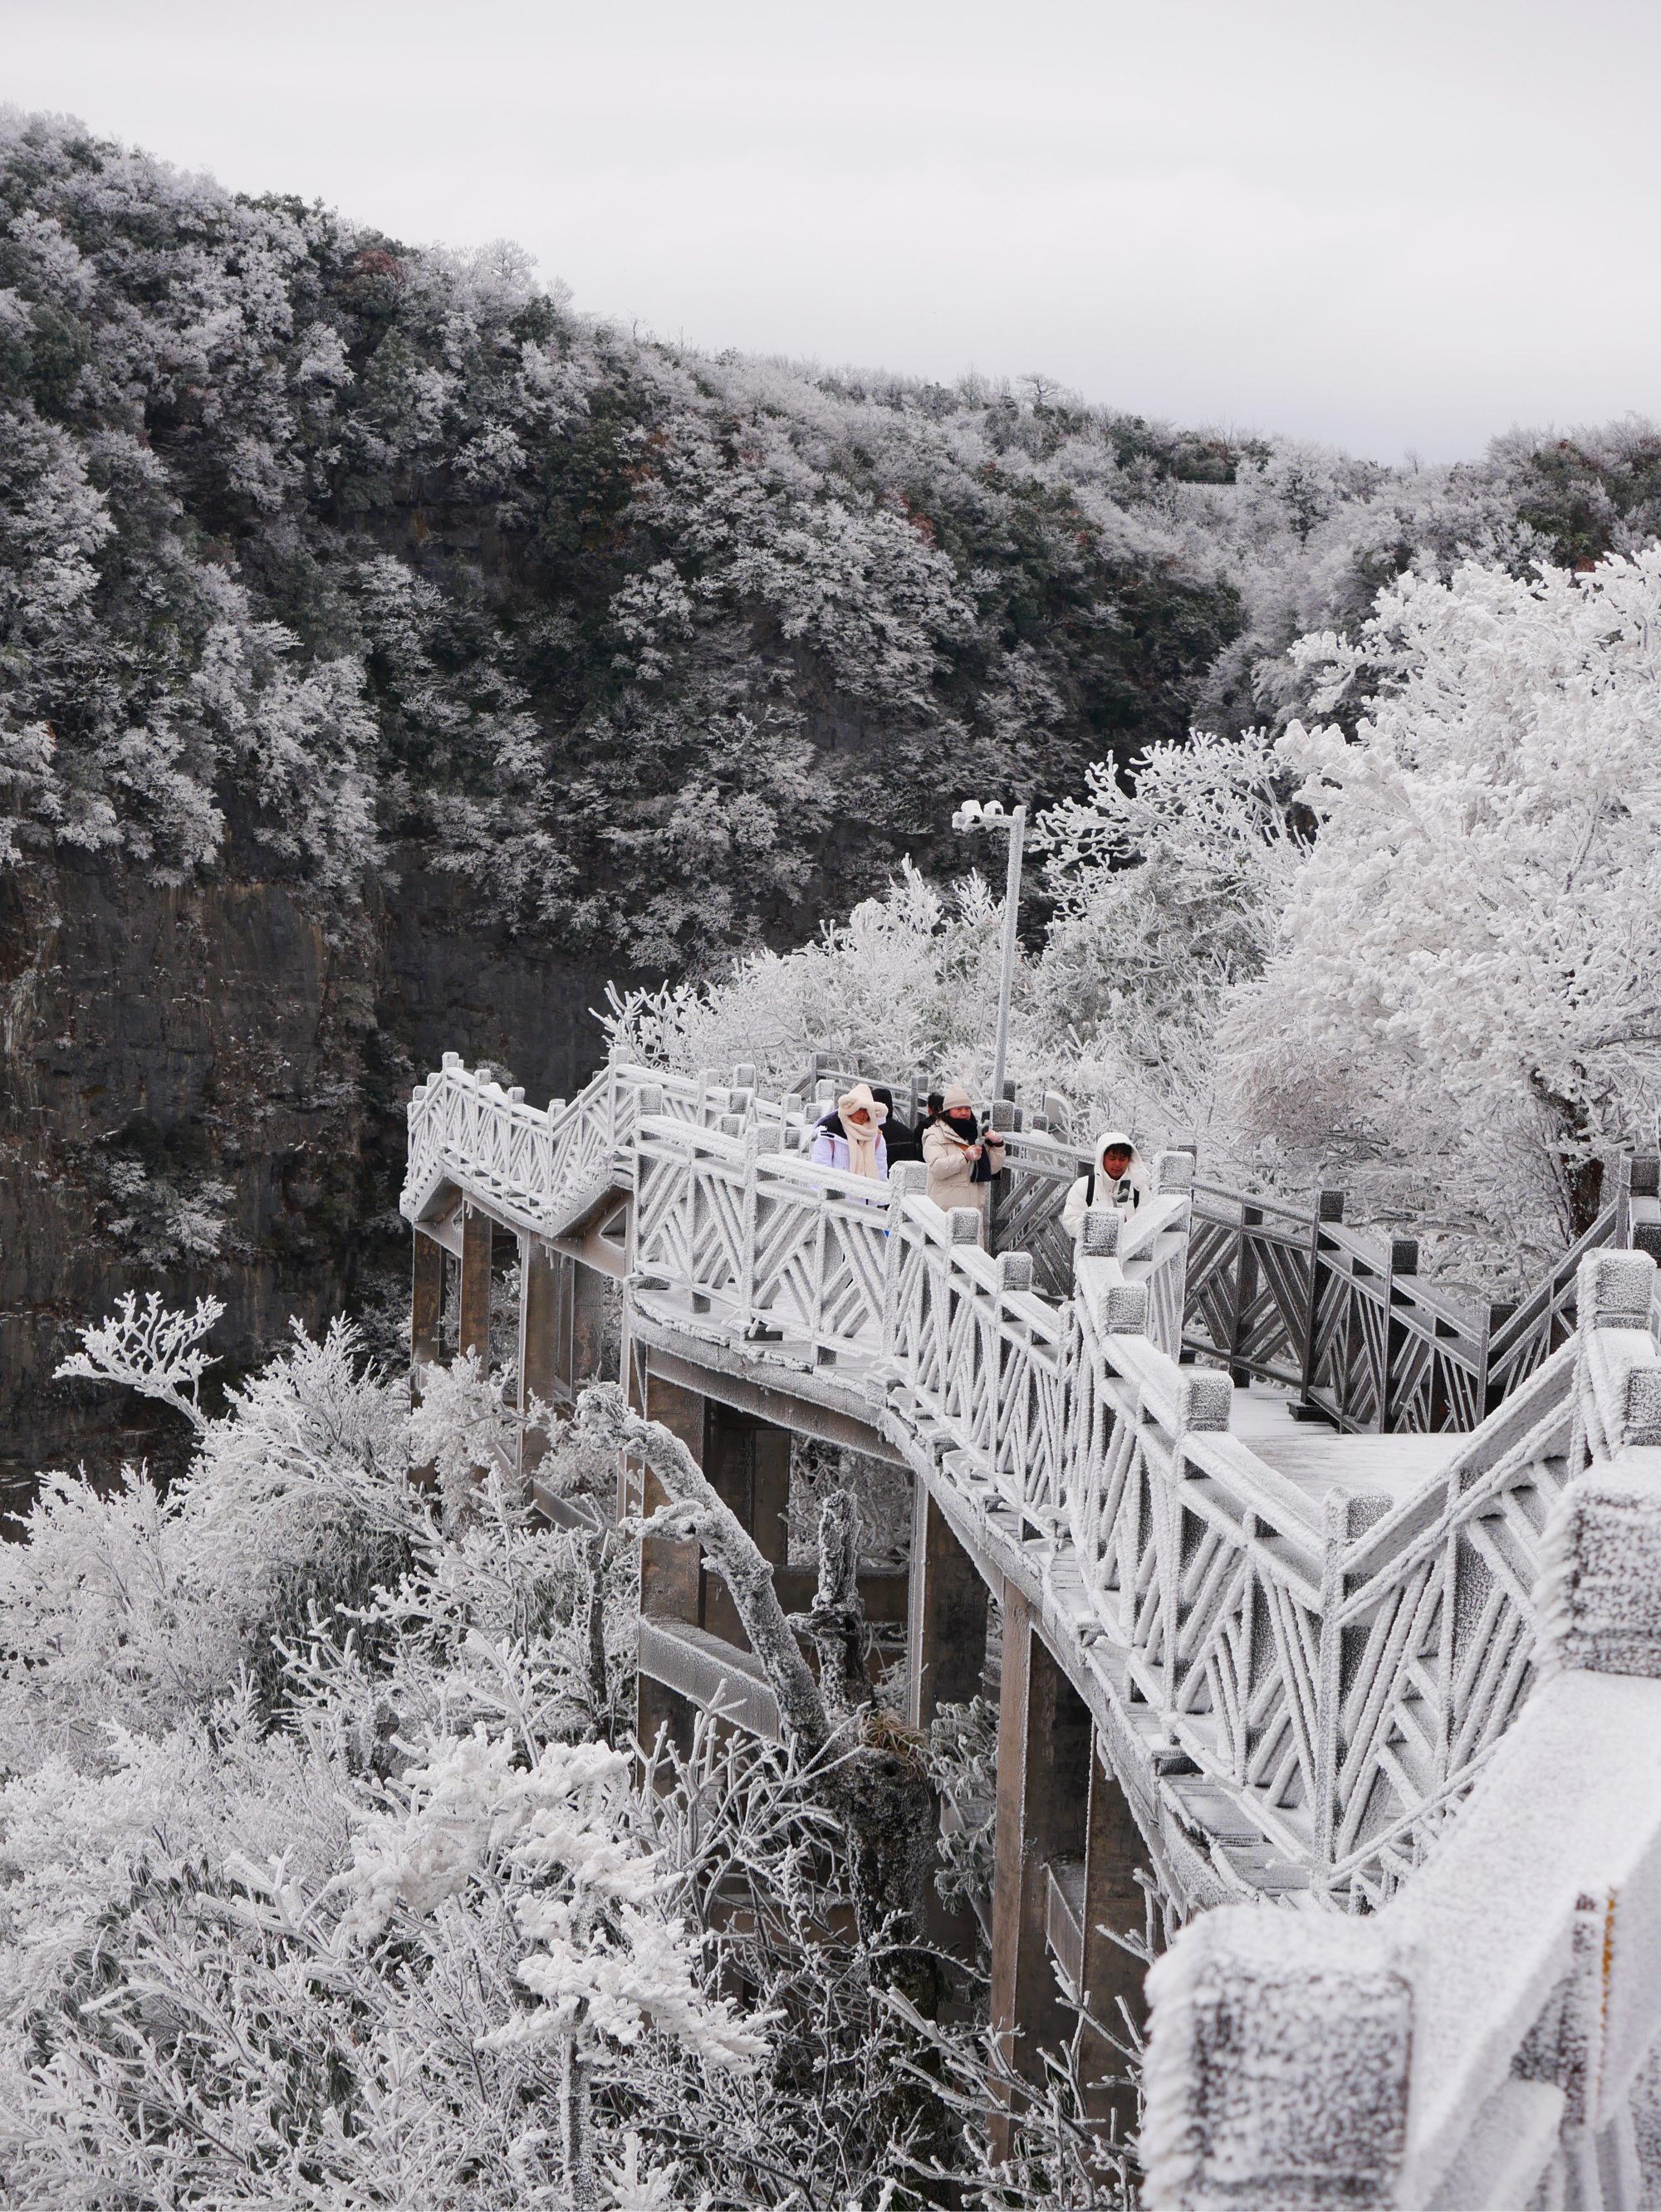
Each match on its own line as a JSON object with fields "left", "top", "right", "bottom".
{"left": 906, "top": 1475, "right": 990, "bottom": 1730}
{"left": 636, "top": 1367, "right": 706, "bottom": 1755}
{"left": 571, "top": 1259, "right": 610, "bottom": 1391}
{"left": 410, "top": 1231, "right": 445, "bottom": 1397}
{"left": 409, "top": 1231, "right": 447, "bottom": 1491}
{"left": 700, "top": 1406, "right": 791, "bottom": 1649}
{"left": 988, "top": 1587, "right": 1094, "bottom": 2157}
{"left": 1079, "top": 1735, "right": 1150, "bottom": 2146}
{"left": 518, "top": 1239, "right": 562, "bottom": 1480}
{"left": 617, "top": 1303, "right": 645, "bottom": 1522}
{"left": 458, "top": 1203, "right": 492, "bottom": 1367}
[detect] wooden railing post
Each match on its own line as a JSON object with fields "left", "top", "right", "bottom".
{"left": 1228, "top": 1204, "right": 1262, "bottom": 1387}
{"left": 1165, "top": 1373, "right": 1233, "bottom": 1709}
{"left": 883, "top": 1163, "right": 928, "bottom": 1362}
{"left": 738, "top": 1128, "right": 760, "bottom": 1318}
{"left": 1314, "top": 1490, "right": 1391, "bottom": 1889}
{"left": 1380, "top": 1236, "right": 1418, "bottom": 1433}
{"left": 1296, "top": 1190, "right": 1345, "bottom": 1419}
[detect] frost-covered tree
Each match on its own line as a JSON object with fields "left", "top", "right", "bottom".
{"left": 600, "top": 859, "right": 1019, "bottom": 1091}
{"left": 1222, "top": 551, "right": 1661, "bottom": 1271}
{"left": 2, "top": 1295, "right": 1138, "bottom": 2206}
{"left": 1029, "top": 728, "right": 1306, "bottom": 1146}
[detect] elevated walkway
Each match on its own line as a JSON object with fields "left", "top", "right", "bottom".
{"left": 401, "top": 1053, "right": 1582, "bottom": 1902}
{"left": 402, "top": 1052, "right": 1661, "bottom": 2200}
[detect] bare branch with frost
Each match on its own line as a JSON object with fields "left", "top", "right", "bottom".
{"left": 55, "top": 1290, "right": 225, "bottom": 1432}
{"left": 576, "top": 1381, "right": 830, "bottom": 1754}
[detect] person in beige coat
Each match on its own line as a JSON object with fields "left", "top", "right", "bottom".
{"left": 922, "top": 1082, "right": 1004, "bottom": 1241}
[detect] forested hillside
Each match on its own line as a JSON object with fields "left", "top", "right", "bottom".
{"left": 4, "top": 104, "right": 1660, "bottom": 1480}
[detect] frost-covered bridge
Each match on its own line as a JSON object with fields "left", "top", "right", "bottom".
{"left": 403, "top": 1053, "right": 1661, "bottom": 2210}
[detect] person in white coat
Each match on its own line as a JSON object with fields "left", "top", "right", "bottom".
{"left": 1062, "top": 1128, "right": 1151, "bottom": 1240}
{"left": 810, "top": 1081, "right": 889, "bottom": 1181}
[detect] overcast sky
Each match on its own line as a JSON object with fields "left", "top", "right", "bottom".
{"left": 7, "top": 0, "right": 1657, "bottom": 462}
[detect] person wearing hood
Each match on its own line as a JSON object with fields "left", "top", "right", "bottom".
{"left": 811, "top": 1082, "right": 889, "bottom": 1181}
{"left": 873, "top": 1084, "right": 922, "bottom": 1165}
{"left": 922, "top": 1083, "right": 1004, "bottom": 1238}
{"left": 1062, "top": 1129, "right": 1152, "bottom": 1240}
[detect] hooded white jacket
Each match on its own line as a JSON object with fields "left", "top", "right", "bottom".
{"left": 1061, "top": 1128, "right": 1152, "bottom": 1239}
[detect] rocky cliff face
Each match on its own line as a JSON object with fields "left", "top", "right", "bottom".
{"left": 0, "top": 851, "right": 620, "bottom": 1501}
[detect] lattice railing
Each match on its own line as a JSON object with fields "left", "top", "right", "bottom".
{"left": 404, "top": 1055, "right": 1580, "bottom": 1902}
{"left": 1182, "top": 1171, "right": 1659, "bottom": 1434}
{"left": 622, "top": 1098, "right": 1570, "bottom": 1902}
{"left": 633, "top": 1112, "right": 891, "bottom": 1367}
{"left": 402, "top": 1054, "right": 795, "bottom": 1241}
{"left": 1144, "top": 1250, "right": 1661, "bottom": 2212}
{"left": 879, "top": 1167, "right": 1069, "bottom": 1522}
{"left": 1061, "top": 1211, "right": 1577, "bottom": 1906}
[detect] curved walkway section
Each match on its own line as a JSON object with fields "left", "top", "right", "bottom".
{"left": 404, "top": 1054, "right": 1577, "bottom": 1917}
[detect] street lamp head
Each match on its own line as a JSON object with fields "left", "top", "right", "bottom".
{"left": 951, "top": 799, "right": 982, "bottom": 831}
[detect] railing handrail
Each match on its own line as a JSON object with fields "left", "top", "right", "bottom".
{"left": 1487, "top": 1197, "right": 1618, "bottom": 1363}
{"left": 406, "top": 1054, "right": 1588, "bottom": 1911}
{"left": 1143, "top": 1248, "right": 1661, "bottom": 2212}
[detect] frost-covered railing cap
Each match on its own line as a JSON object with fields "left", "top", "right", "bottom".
{"left": 1578, "top": 1248, "right": 1661, "bottom": 1456}
{"left": 1142, "top": 1906, "right": 1410, "bottom": 2212}
{"left": 1176, "top": 1370, "right": 1232, "bottom": 1434}
{"left": 1081, "top": 1208, "right": 1119, "bottom": 1257}
{"left": 1533, "top": 1246, "right": 1661, "bottom": 1678}
{"left": 1153, "top": 1148, "right": 1195, "bottom": 1195}
{"left": 1582, "top": 1247, "right": 1659, "bottom": 1333}
{"left": 1536, "top": 1465, "right": 1661, "bottom": 1680}
{"left": 1096, "top": 1280, "right": 1148, "bottom": 1335}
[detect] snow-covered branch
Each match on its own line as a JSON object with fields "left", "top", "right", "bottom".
{"left": 576, "top": 1382, "right": 831, "bottom": 1754}
{"left": 54, "top": 1290, "right": 225, "bottom": 1433}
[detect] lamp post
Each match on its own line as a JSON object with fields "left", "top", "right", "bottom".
{"left": 950, "top": 797, "right": 1026, "bottom": 1107}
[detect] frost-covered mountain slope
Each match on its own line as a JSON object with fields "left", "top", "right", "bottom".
{"left": 4, "top": 102, "right": 1660, "bottom": 1484}
{"left": 7, "top": 110, "right": 1660, "bottom": 966}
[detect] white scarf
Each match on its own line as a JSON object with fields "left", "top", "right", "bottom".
{"left": 838, "top": 1084, "right": 885, "bottom": 1180}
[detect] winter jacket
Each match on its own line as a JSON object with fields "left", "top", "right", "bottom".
{"left": 810, "top": 1114, "right": 889, "bottom": 1180}
{"left": 1061, "top": 1128, "right": 1152, "bottom": 1240}
{"left": 872, "top": 1089, "right": 923, "bottom": 1165}
{"left": 923, "top": 1085, "right": 1004, "bottom": 1231}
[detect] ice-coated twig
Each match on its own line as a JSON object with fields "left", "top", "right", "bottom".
{"left": 55, "top": 1290, "right": 225, "bottom": 1433}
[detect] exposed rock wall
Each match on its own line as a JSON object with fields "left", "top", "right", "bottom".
{"left": 0, "top": 850, "right": 621, "bottom": 1500}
